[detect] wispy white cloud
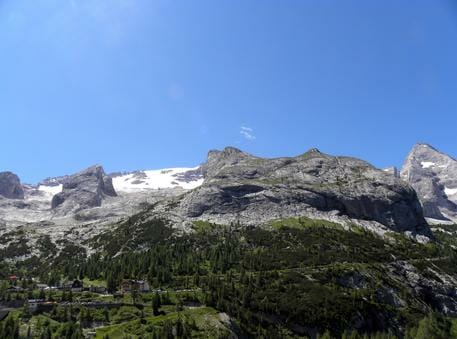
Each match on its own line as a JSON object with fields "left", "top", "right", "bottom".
{"left": 240, "top": 126, "right": 256, "bottom": 140}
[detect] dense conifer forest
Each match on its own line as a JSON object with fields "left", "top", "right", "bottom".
{"left": 2, "top": 214, "right": 457, "bottom": 338}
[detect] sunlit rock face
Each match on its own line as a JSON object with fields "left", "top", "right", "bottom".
{"left": 177, "top": 147, "right": 430, "bottom": 237}
{"left": 401, "top": 143, "right": 457, "bottom": 223}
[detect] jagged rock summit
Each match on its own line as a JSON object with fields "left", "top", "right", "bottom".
{"left": 176, "top": 147, "right": 431, "bottom": 237}
{"left": 0, "top": 171, "right": 24, "bottom": 199}
{"left": 401, "top": 143, "right": 457, "bottom": 223}
{"left": 51, "top": 165, "right": 117, "bottom": 214}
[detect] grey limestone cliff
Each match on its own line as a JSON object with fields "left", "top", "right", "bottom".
{"left": 401, "top": 143, "right": 457, "bottom": 223}
{"left": 176, "top": 147, "right": 431, "bottom": 236}
{"left": 51, "top": 165, "right": 117, "bottom": 214}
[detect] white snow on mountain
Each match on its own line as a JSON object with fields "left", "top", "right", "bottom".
{"left": 421, "top": 161, "right": 435, "bottom": 169}
{"left": 445, "top": 187, "right": 457, "bottom": 197}
{"left": 112, "top": 167, "right": 204, "bottom": 193}
{"left": 38, "top": 184, "right": 63, "bottom": 196}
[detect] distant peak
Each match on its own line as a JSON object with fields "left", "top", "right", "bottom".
{"left": 207, "top": 146, "right": 246, "bottom": 160}
{"left": 407, "top": 143, "right": 455, "bottom": 162}
{"left": 86, "top": 164, "right": 104, "bottom": 170}
{"left": 411, "top": 143, "right": 439, "bottom": 153}
{"left": 221, "top": 146, "right": 244, "bottom": 154}
{"left": 204, "top": 146, "right": 251, "bottom": 178}
{"left": 301, "top": 148, "right": 324, "bottom": 158}
{"left": 78, "top": 164, "right": 106, "bottom": 176}
{"left": 307, "top": 148, "right": 321, "bottom": 154}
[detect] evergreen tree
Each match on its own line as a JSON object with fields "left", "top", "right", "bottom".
{"left": 152, "top": 291, "right": 161, "bottom": 316}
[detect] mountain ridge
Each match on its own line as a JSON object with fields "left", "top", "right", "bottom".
{"left": 1, "top": 143, "right": 455, "bottom": 238}
{"left": 172, "top": 146, "right": 430, "bottom": 238}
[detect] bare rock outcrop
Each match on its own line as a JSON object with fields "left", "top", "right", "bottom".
{"left": 401, "top": 143, "right": 457, "bottom": 223}
{"left": 0, "top": 172, "right": 24, "bottom": 199}
{"left": 51, "top": 165, "right": 117, "bottom": 214}
{"left": 177, "top": 147, "right": 431, "bottom": 236}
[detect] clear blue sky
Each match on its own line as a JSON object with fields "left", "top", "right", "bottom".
{"left": 1, "top": 0, "right": 456, "bottom": 183}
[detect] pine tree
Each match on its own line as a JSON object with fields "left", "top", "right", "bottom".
{"left": 103, "top": 307, "right": 110, "bottom": 323}
{"left": 152, "top": 291, "right": 161, "bottom": 316}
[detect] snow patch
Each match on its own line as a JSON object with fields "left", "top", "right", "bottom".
{"left": 426, "top": 217, "right": 455, "bottom": 226}
{"left": 444, "top": 187, "right": 457, "bottom": 196}
{"left": 113, "top": 167, "right": 204, "bottom": 193}
{"left": 421, "top": 161, "right": 435, "bottom": 169}
{"left": 38, "top": 184, "right": 63, "bottom": 196}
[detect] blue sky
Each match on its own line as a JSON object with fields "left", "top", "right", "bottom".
{"left": 1, "top": 0, "right": 456, "bottom": 183}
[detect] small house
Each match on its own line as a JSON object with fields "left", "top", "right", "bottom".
{"left": 89, "top": 285, "right": 107, "bottom": 294}
{"left": 36, "top": 283, "right": 49, "bottom": 290}
{"left": 63, "top": 279, "right": 84, "bottom": 292}
{"left": 121, "top": 279, "right": 150, "bottom": 293}
{"left": 6, "top": 285, "right": 24, "bottom": 292}
{"left": 71, "top": 279, "right": 83, "bottom": 292}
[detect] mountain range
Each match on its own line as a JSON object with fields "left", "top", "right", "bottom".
{"left": 0, "top": 142, "right": 455, "bottom": 263}
{"left": 2, "top": 142, "right": 457, "bottom": 337}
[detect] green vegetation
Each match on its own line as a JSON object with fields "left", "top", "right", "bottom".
{"left": 192, "top": 220, "right": 223, "bottom": 234}
{"left": 269, "top": 216, "right": 344, "bottom": 230}
{"left": 3, "top": 216, "right": 457, "bottom": 338}
{"left": 95, "top": 307, "right": 227, "bottom": 338}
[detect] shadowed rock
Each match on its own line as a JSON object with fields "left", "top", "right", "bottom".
{"left": 0, "top": 172, "right": 24, "bottom": 199}
{"left": 51, "top": 165, "right": 117, "bottom": 214}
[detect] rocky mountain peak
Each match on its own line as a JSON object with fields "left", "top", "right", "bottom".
{"left": 401, "top": 143, "right": 457, "bottom": 223}
{"left": 306, "top": 148, "right": 322, "bottom": 154}
{"left": 207, "top": 146, "right": 248, "bottom": 161}
{"left": 0, "top": 171, "right": 24, "bottom": 199}
{"left": 204, "top": 146, "right": 252, "bottom": 178}
{"left": 411, "top": 142, "right": 435, "bottom": 151}
{"left": 78, "top": 164, "right": 104, "bottom": 176}
{"left": 407, "top": 143, "right": 449, "bottom": 160}
{"left": 51, "top": 164, "right": 117, "bottom": 213}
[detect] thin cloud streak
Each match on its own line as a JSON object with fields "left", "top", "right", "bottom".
{"left": 240, "top": 126, "right": 256, "bottom": 140}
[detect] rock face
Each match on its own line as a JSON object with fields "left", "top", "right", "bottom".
{"left": 51, "top": 165, "right": 117, "bottom": 213}
{"left": 383, "top": 167, "right": 399, "bottom": 178}
{"left": 0, "top": 172, "right": 24, "bottom": 199}
{"left": 401, "top": 143, "right": 457, "bottom": 223}
{"left": 388, "top": 260, "right": 457, "bottom": 315}
{"left": 177, "top": 147, "right": 431, "bottom": 236}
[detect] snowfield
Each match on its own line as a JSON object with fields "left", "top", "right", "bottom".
{"left": 112, "top": 167, "right": 204, "bottom": 193}
{"left": 38, "top": 184, "right": 63, "bottom": 196}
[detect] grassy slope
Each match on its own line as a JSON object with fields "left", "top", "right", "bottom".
{"left": 95, "top": 307, "right": 227, "bottom": 338}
